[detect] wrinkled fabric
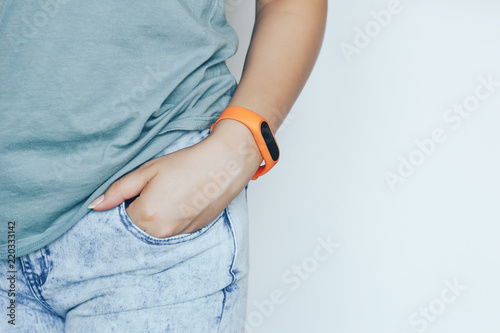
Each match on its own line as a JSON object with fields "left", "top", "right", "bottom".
{"left": 0, "top": 129, "right": 250, "bottom": 332}
{"left": 0, "top": 0, "right": 238, "bottom": 258}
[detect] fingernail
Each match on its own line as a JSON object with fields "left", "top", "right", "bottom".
{"left": 88, "top": 195, "right": 104, "bottom": 209}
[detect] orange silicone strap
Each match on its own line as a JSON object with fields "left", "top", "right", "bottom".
{"left": 210, "top": 106, "right": 279, "bottom": 180}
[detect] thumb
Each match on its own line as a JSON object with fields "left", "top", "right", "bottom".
{"left": 88, "top": 168, "right": 156, "bottom": 211}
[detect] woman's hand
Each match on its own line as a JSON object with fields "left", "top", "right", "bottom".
{"left": 88, "top": 120, "right": 262, "bottom": 238}
{"left": 88, "top": 0, "right": 327, "bottom": 237}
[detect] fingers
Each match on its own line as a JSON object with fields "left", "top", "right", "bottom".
{"left": 88, "top": 166, "right": 157, "bottom": 211}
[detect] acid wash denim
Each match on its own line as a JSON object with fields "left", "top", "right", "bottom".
{"left": 0, "top": 129, "right": 250, "bottom": 332}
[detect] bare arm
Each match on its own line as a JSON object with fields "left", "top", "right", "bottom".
{"left": 211, "top": 0, "right": 328, "bottom": 156}
{"left": 229, "top": 0, "right": 327, "bottom": 131}
{"left": 90, "top": 0, "right": 328, "bottom": 237}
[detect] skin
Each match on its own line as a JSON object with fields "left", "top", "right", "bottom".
{"left": 89, "top": 0, "right": 328, "bottom": 238}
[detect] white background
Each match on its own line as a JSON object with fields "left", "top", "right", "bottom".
{"left": 226, "top": 1, "right": 500, "bottom": 332}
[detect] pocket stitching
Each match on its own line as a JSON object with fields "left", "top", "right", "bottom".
{"left": 117, "top": 202, "right": 224, "bottom": 245}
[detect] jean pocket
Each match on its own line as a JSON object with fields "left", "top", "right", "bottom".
{"left": 116, "top": 202, "right": 226, "bottom": 246}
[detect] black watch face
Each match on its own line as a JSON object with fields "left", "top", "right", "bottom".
{"left": 260, "top": 121, "right": 279, "bottom": 161}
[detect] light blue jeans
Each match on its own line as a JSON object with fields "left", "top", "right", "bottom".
{"left": 0, "top": 129, "right": 250, "bottom": 332}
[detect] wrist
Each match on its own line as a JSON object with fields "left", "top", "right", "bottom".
{"left": 208, "top": 119, "right": 263, "bottom": 170}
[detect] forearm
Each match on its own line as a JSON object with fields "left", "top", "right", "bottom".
{"left": 209, "top": 0, "right": 327, "bottom": 178}
{"left": 228, "top": 0, "right": 327, "bottom": 132}
{"left": 88, "top": 0, "right": 328, "bottom": 231}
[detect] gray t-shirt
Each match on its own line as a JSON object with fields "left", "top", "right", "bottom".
{"left": 0, "top": 0, "right": 239, "bottom": 258}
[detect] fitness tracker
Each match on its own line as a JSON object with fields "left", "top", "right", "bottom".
{"left": 210, "top": 106, "right": 280, "bottom": 180}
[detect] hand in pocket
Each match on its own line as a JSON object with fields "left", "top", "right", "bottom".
{"left": 88, "top": 121, "right": 261, "bottom": 238}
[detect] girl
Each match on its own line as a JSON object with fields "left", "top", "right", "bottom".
{"left": 0, "top": 0, "right": 327, "bottom": 331}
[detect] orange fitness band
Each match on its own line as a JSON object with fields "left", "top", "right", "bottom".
{"left": 210, "top": 106, "right": 280, "bottom": 180}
